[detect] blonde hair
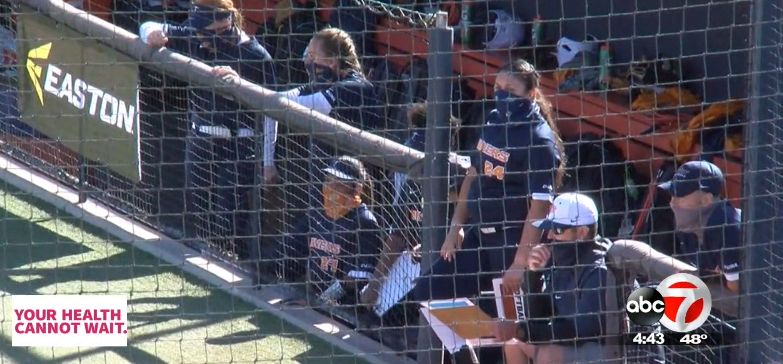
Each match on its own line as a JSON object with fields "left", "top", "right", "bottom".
{"left": 311, "top": 28, "right": 363, "bottom": 76}
{"left": 193, "top": 0, "right": 244, "bottom": 31}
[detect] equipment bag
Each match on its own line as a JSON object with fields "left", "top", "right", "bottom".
{"left": 560, "top": 133, "right": 643, "bottom": 240}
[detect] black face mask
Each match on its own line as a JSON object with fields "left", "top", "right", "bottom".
{"left": 306, "top": 62, "right": 338, "bottom": 85}
{"left": 549, "top": 239, "right": 594, "bottom": 266}
{"left": 197, "top": 27, "right": 239, "bottom": 49}
{"left": 187, "top": 6, "right": 237, "bottom": 49}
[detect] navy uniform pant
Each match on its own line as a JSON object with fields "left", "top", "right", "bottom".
{"left": 414, "top": 225, "right": 521, "bottom": 317}
{"left": 185, "top": 121, "right": 255, "bottom": 259}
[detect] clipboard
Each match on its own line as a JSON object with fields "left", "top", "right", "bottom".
{"left": 492, "top": 278, "right": 525, "bottom": 321}
{"left": 421, "top": 299, "right": 495, "bottom": 340}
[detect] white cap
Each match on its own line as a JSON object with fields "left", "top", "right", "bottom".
{"left": 532, "top": 193, "right": 598, "bottom": 230}
{"left": 484, "top": 10, "right": 524, "bottom": 50}
{"left": 551, "top": 36, "right": 599, "bottom": 67}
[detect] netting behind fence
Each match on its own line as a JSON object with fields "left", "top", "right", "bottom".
{"left": 0, "top": 0, "right": 774, "bottom": 363}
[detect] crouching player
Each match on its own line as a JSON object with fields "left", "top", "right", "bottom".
{"left": 275, "top": 156, "right": 384, "bottom": 307}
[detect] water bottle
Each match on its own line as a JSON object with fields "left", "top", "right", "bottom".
{"left": 599, "top": 43, "right": 612, "bottom": 90}
{"left": 460, "top": 2, "right": 473, "bottom": 46}
{"left": 531, "top": 16, "right": 543, "bottom": 47}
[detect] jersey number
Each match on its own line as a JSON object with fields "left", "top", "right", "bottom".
{"left": 320, "top": 257, "right": 339, "bottom": 273}
{"left": 483, "top": 161, "right": 505, "bottom": 181}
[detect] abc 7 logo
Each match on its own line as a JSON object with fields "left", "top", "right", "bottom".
{"left": 626, "top": 273, "right": 712, "bottom": 333}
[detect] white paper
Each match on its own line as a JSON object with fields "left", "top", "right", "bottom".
{"left": 448, "top": 153, "right": 471, "bottom": 169}
{"left": 492, "top": 278, "right": 525, "bottom": 321}
{"left": 374, "top": 251, "right": 420, "bottom": 316}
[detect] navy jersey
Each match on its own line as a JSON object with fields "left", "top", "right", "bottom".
{"left": 282, "top": 204, "right": 383, "bottom": 292}
{"left": 467, "top": 101, "right": 559, "bottom": 226}
{"left": 140, "top": 22, "right": 276, "bottom": 131}
{"left": 325, "top": 71, "right": 383, "bottom": 131}
{"left": 522, "top": 240, "right": 610, "bottom": 343}
{"left": 302, "top": 71, "right": 383, "bottom": 158}
{"left": 389, "top": 132, "right": 425, "bottom": 245}
{"left": 675, "top": 200, "right": 741, "bottom": 281}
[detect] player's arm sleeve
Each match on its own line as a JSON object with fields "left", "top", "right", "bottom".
{"left": 519, "top": 267, "right": 606, "bottom": 343}
{"left": 262, "top": 87, "right": 334, "bottom": 166}
{"left": 526, "top": 144, "right": 558, "bottom": 201}
{"left": 708, "top": 221, "right": 741, "bottom": 282}
{"left": 139, "top": 22, "right": 189, "bottom": 53}
{"left": 348, "top": 220, "right": 384, "bottom": 280}
{"left": 139, "top": 21, "right": 164, "bottom": 44}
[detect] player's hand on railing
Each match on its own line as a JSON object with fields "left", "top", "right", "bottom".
{"left": 527, "top": 244, "right": 551, "bottom": 272}
{"left": 263, "top": 165, "right": 279, "bottom": 184}
{"left": 440, "top": 227, "right": 464, "bottom": 262}
{"left": 145, "top": 30, "right": 168, "bottom": 47}
{"left": 211, "top": 66, "right": 239, "bottom": 84}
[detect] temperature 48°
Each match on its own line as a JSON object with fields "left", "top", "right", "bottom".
{"left": 676, "top": 333, "right": 711, "bottom": 346}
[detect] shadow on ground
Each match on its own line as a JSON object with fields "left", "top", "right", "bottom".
{"left": 0, "top": 184, "right": 349, "bottom": 364}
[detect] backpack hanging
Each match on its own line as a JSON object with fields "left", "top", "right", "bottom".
{"left": 561, "top": 133, "right": 643, "bottom": 240}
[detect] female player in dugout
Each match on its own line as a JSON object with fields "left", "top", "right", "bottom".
{"left": 272, "top": 156, "right": 384, "bottom": 307}
{"left": 139, "top": 0, "right": 276, "bottom": 259}
{"left": 414, "top": 58, "right": 567, "bottom": 364}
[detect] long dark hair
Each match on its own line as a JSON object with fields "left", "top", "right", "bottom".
{"left": 499, "top": 59, "right": 566, "bottom": 189}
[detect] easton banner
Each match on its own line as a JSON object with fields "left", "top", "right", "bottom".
{"left": 16, "top": 8, "right": 141, "bottom": 183}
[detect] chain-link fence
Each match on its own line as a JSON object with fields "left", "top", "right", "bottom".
{"left": 0, "top": 0, "right": 778, "bottom": 362}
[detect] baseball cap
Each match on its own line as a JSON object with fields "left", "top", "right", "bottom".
{"left": 185, "top": 6, "right": 232, "bottom": 30}
{"left": 483, "top": 10, "right": 525, "bottom": 50}
{"left": 658, "top": 161, "right": 724, "bottom": 197}
{"left": 323, "top": 157, "right": 364, "bottom": 182}
{"left": 533, "top": 193, "right": 599, "bottom": 230}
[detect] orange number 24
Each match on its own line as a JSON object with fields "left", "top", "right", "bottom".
{"left": 320, "top": 257, "right": 339, "bottom": 273}
{"left": 483, "top": 161, "right": 505, "bottom": 181}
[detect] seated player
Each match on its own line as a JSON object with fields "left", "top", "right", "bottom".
{"left": 614, "top": 161, "right": 740, "bottom": 316}
{"left": 275, "top": 156, "right": 384, "bottom": 307}
{"left": 360, "top": 103, "right": 461, "bottom": 325}
{"left": 493, "top": 193, "right": 625, "bottom": 364}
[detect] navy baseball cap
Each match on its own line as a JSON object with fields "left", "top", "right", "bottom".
{"left": 658, "top": 161, "right": 725, "bottom": 197}
{"left": 185, "top": 6, "right": 232, "bottom": 30}
{"left": 323, "top": 157, "right": 363, "bottom": 182}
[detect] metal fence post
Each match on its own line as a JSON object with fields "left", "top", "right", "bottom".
{"left": 416, "top": 12, "right": 454, "bottom": 364}
{"left": 422, "top": 11, "right": 454, "bottom": 279}
{"left": 742, "top": 0, "right": 783, "bottom": 361}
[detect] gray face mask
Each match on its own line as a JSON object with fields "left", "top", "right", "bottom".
{"left": 671, "top": 203, "right": 716, "bottom": 232}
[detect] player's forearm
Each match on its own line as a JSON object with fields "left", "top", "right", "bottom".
{"left": 450, "top": 169, "right": 477, "bottom": 228}
{"left": 370, "top": 236, "right": 406, "bottom": 281}
{"left": 516, "top": 201, "right": 549, "bottom": 262}
{"left": 725, "top": 279, "right": 739, "bottom": 292}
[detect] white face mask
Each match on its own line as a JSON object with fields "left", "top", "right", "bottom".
{"left": 671, "top": 203, "right": 716, "bottom": 232}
